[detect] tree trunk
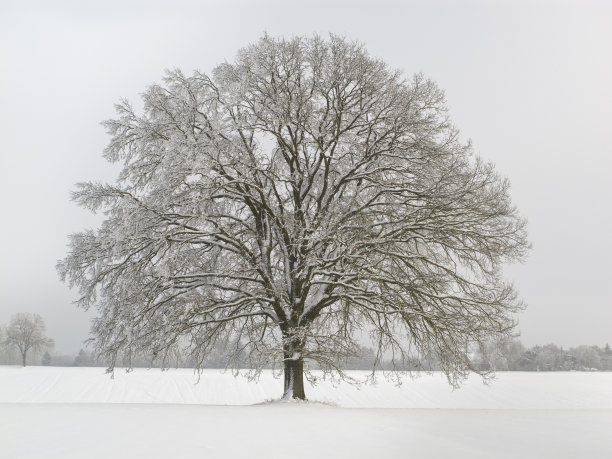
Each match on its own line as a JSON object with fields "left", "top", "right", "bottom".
{"left": 21, "top": 351, "right": 26, "bottom": 367}
{"left": 282, "top": 355, "right": 306, "bottom": 400}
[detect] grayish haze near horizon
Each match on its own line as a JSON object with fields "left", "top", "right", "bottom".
{"left": 1, "top": 0, "right": 610, "bottom": 354}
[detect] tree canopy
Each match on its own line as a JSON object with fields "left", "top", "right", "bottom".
{"left": 4, "top": 313, "right": 54, "bottom": 367}
{"left": 58, "top": 35, "right": 529, "bottom": 399}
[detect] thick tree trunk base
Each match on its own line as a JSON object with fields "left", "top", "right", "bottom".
{"left": 282, "top": 357, "right": 306, "bottom": 400}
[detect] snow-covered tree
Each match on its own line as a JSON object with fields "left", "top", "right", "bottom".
{"left": 573, "top": 345, "right": 601, "bottom": 371}
{"left": 42, "top": 351, "right": 52, "bottom": 366}
{"left": 58, "top": 35, "right": 529, "bottom": 399}
{"left": 74, "top": 348, "right": 95, "bottom": 367}
{"left": 4, "top": 313, "right": 54, "bottom": 367}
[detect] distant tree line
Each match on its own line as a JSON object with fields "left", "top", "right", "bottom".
{"left": 345, "top": 340, "right": 612, "bottom": 372}
{"left": 1, "top": 315, "right": 610, "bottom": 371}
{"left": 50, "top": 341, "right": 612, "bottom": 371}
{"left": 3, "top": 337, "right": 612, "bottom": 373}
{"left": 470, "top": 340, "right": 612, "bottom": 372}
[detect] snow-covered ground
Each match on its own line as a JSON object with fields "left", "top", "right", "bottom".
{"left": 1, "top": 366, "right": 611, "bottom": 458}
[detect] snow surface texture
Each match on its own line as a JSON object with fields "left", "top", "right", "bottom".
{"left": 2, "top": 366, "right": 612, "bottom": 408}
{"left": 1, "top": 367, "right": 611, "bottom": 458}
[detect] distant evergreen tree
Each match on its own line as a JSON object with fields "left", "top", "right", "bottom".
{"left": 74, "top": 348, "right": 96, "bottom": 367}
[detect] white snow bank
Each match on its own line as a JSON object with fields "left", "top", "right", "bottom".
{"left": 1, "top": 366, "right": 612, "bottom": 409}
{"left": 1, "top": 404, "right": 611, "bottom": 459}
{"left": 1, "top": 367, "right": 611, "bottom": 458}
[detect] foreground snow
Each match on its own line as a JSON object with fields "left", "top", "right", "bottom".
{"left": 2, "top": 404, "right": 611, "bottom": 459}
{"left": 1, "top": 367, "right": 611, "bottom": 458}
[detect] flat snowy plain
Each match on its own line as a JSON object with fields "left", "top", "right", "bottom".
{"left": 1, "top": 367, "right": 611, "bottom": 458}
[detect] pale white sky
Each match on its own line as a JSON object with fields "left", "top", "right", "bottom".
{"left": 1, "top": 0, "right": 610, "bottom": 353}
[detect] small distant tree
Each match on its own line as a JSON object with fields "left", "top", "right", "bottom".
{"left": 0, "top": 325, "right": 6, "bottom": 364}
{"left": 344, "top": 346, "right": 377, "bottom": 370}
{"left": 472, "top": 338, "right": 525, "bottom": 371}
{"left": 74, "top": 348, "right": 98, "bottom": 367}
{"left": 4, "top": 313, "right": 55, "bottom": 367}
{"left": 42, "top": 351, "right": 52, "bottom": 366}
{"left": 573, "top": 345, "right": 601, "bottom": 371}
{"left": 517, "top": 349, "right": 537, "bottom": 371}
{"left": 601, "top": 344, "right": 612, "bottom": 371}
{"left": 535, "top": 344, "right": 563, "bottom": 371}
{"left": 501, "top": 339, "right": 526, "bottom": 370}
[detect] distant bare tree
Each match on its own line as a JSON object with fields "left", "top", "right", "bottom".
{"left": 58, "top": 35, "right": 529, "bottom": 399}
{"left": 4, "top": 313, "right": 54, "bottom": 367}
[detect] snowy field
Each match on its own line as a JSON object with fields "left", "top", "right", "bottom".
{"left": 1, "top": 367, "right": 611, "bottom": 458}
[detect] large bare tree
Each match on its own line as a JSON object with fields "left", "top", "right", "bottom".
{"left": 4, "top": 313, "right": 54, "bottom": 367}
{"left": 58, "top": 35, "right": 528, "bottom": 399}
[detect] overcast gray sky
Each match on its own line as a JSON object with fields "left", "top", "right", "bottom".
{"left": 1, "top": 0, "right": 610, "bottom": 354}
